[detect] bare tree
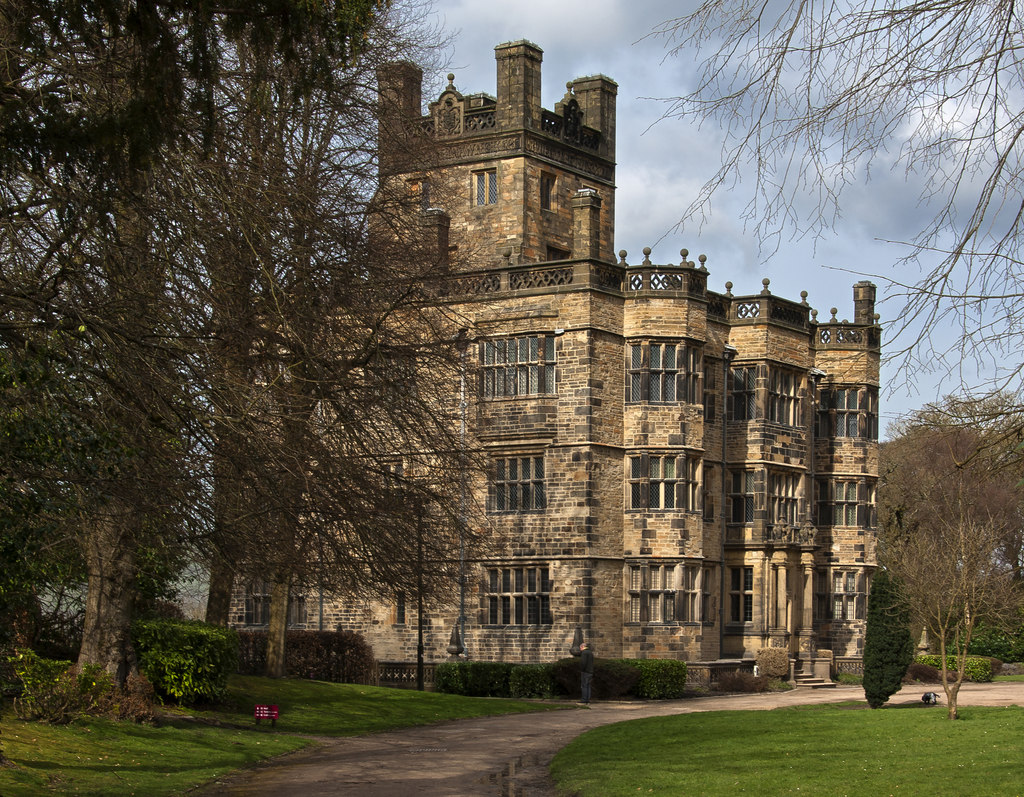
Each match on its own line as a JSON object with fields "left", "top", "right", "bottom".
{"left": 654, "top": 0, "right": 1024, "bottom": 400}
{"left": 879, "top": 404, "right": 1023, "bottom": 718}
{"left": 0, "top": 0, "right": 476, "bottom": 684}
{"left": 165, "top": 8, "right": 478, "bottom": 675}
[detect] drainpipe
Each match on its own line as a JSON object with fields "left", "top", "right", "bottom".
{"left": 720, "top": 344, "right": 738, "bottom": 657}
{"left": 808, "top": 367, "right": 825, "bottom": 648}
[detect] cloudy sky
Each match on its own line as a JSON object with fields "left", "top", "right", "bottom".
{"left": 425, "top": 0, "right": 959, "bottom": 430}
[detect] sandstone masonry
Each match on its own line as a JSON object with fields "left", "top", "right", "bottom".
{"left": 229, "top": 41, "right": 880, "bottom": 675}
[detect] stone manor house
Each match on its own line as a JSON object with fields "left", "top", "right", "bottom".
{"left": 230, "top": 41, "right": 880, "bottom": 674}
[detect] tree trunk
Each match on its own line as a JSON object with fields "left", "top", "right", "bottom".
{"left": 204, "top": 552, "right": 235, "bottom": 626}
{"left": 265, "top": 574, "right": 290, "bottom": 678}
{"left": 937, "top": 632, "right": 964, "bottom": 720}
{"left": 77, "top": 509, "right": 138, "bottom": 687}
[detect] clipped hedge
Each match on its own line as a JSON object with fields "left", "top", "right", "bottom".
{"left": 236, "top": 630, "right": 375, "bottom": 684}
{"left": 624, "top": 659, "right": 688, "bottom": 699}
{"left": 435, "top": 661, "right": 515, "bottom": 696}
{"left": 914, "top": 654, "right": 993, "bottom": 682}
{"left": 551, "top": 657, "right": 641, "bottom": 700}
{"left": 436, "top": 658, "right": 688, "bottom": 700}
{"left": 755, "top": 647, "right": 791, "bottom": 678}
{"left": 509, "top": 663, "right": 557, "bottom": 699}
{"left": 133, "top": 619, "right": 238, "bottom": 704}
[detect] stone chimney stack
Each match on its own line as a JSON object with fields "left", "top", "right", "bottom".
{"left": 572, "top": 189, "right": 602, "bottom": 260}
{"left": 376, "top": 61, "right": 423, "bottom": 121}
{"left": 570, "top": 75, "right": 618, "bottom": 160}
{"left": 495, "top": 40, "right": 543, "bottom": 131}
{"left": 853, "top": 281, "right": 877, "bottom": 324}
{"left": 376, "top": 61, "right": 423, "bottom": 174}
{"left": 422, "top": 208, "right": 451, "bottom": 270}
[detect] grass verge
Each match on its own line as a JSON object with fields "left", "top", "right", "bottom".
{"left": 179, "top": 674, "right": 564, "bottom": 735}
{"left": 0, "top": 676, "right": 562, "bottom": 796}
{"left": 551, "top": 703, "right": 1024, "bottom": 797}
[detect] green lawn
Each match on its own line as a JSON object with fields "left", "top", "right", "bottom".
{"left": 551, "top": 703, "right": 1024, "bottom": 797}
{"left": 0, "top": 714, "right": 308, "bottom": 797}
{"left": 187, "top": 674, "right": 564, "bottom": 734}
{"left": 0, "top": 676, "right": 562, "bottom": 796}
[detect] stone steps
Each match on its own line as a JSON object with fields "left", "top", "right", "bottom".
{"left": 793, "top": 674, "right": 837, "bottom": 689}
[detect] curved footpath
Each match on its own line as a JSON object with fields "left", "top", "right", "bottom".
{"left": 194, "top": 682, "right": 1024, "bottom": 797}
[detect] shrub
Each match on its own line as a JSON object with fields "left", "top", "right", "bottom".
{"left": 434, "top": 661, "right": 469, "bottom": 695}
{"left": 914, "top": 654, "right": 993, "bottom": 682}
{"left": 434, "top": 661, "right": 513, "bottom": 697}
{"left": 510, "top": 663, "right": 556, "bottom": 698}
{"left": 133, "top": 619, "right": 239, "bottom": 704}
{"left": 862, "top": 570, "right": 914, "bottom": 708}
{"left": 716, "top": 671, "right": 769, "bottom": 693}
{"left": 968, "top": 621, "right": 1024, "bottom": 662}
{"left": 904, "top": 662, "right": 941, "bottom": 683}
{"left": 9, "top": 649, "right": 89, "bottom": 723}
{"left": 551, "top": 657, "right": 640, "bottom": 700}
{"left": 96, "top": 671, "right": 158, "bottom": 723}
{"left": 625, "top": 659, "right": 687, "bottom": 699}
{"left": 755, "top": 647, "right": 791, "bottom": 679}
{"left": 235, "top": 630, "right": 374, "bottom": 684}
{"left": 7, "top": 650, "right": 157, "bottom": 724}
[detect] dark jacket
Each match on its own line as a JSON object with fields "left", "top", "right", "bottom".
{"left": 580, "top": 647, "right": 594, "bottom": 674}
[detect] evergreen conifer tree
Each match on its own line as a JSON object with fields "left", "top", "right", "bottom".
{"left": 863, "top": 569, "right": 914, "bottom": 708}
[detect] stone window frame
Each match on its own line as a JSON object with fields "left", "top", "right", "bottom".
{"left": 831, "top": 569, "right": 866, "bottom": 621}
{"left": 473, "top": 168, "right": 498, "bottom": 206}
{"left": 678, "top": 564, "right": 702, "bottom": 623}
{"left": 819, "top": 386, "right": 879, "bottom": 440}
{"left": 485, "top": 565, "right": 553, "bottom": 625}
{"left": 816, "top": 477, "right": 876, "bottom": 528}
{"left": 768, "top": 470, "right": 800, "bottom": 525}
{"left": 540, "top": 170, "right": 556, "bottom": 211}
{"left": 627, "top": 562, "right": 676, "bottom": 624}
{"left": 408, "top": 177, "right": 431, "bottom": 210}
{"left": 728, "top": 364, "right": 757, "bottom": 420}
{"left": 729, "top": 566, "right": 754, "bottom": 623}
{"left": 767, "top": 367, "right": 800, "bottom": 426}
{"left": 628, "top": 452, "right": 700, "bottom": 511}
{"left": 394, "top": 591, "right": 406, "bottom": 625}
{"left": 545, "top": 244, "right": 570, "bottom": 261}
{"left": 814, "top": 570, "right": 831, "bottom": 621}
{"left": 626, "top": 340, "right": 702, "bottom": 404}
{"left": 701, "top": 565, "right": 717, "bottom": 623}
{"left": 490, "top": 453, "right": 546, "bottom": 513}
{"left": 480, "top": 334, "right": 556, "bottom": 399}
{"left": 729, "top": 469, "right": 756, "bottom": 524}
{"left": 703, "top": 360, "right": 717, "bottom": 422}
{"left": 243, "top": 581, "right": 307, "bottom": 627}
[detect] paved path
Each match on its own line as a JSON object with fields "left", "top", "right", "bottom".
{"left": 194, "top": 682, "right": 1024, "bottom": 796}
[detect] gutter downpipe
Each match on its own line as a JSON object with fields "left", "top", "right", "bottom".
{"left": 720, "top": 344, "right": 738, "bottom": 658}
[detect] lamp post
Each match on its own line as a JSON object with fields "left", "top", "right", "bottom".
{"left": 416, "top": 505, "right": 424, "bottom": 691}
{"left": 457, "top": 331, "right": 470, "bottom": 658}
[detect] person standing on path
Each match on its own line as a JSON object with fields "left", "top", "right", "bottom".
{"left": 579, "top": 642, "right": 594, "bottom": 704}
